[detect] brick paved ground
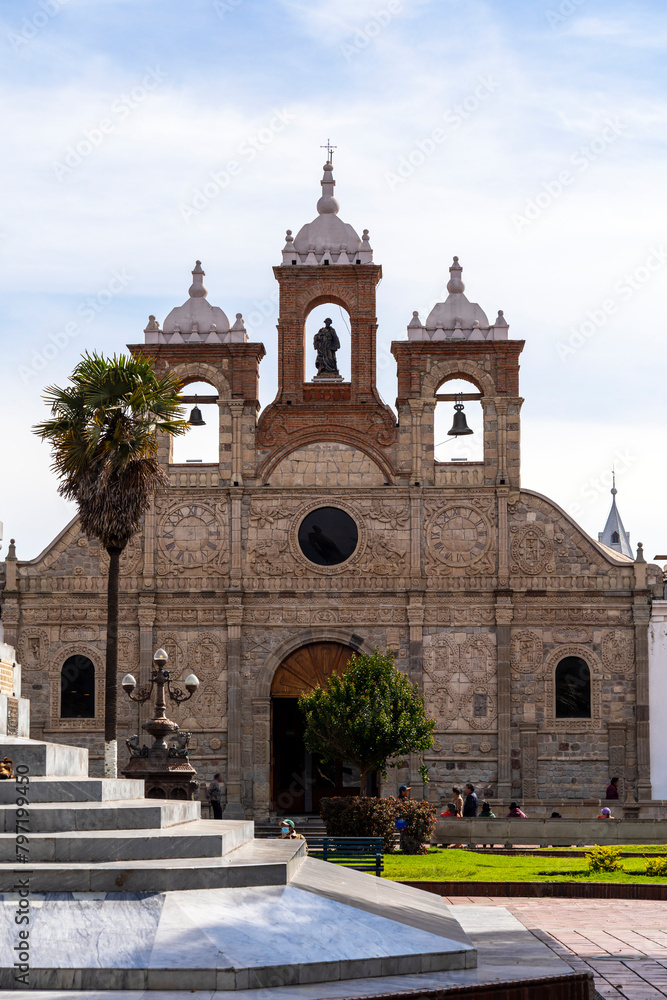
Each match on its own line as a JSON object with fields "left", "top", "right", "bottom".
{"left": 445, "top": 897, "right": 667, "bottom": 1000}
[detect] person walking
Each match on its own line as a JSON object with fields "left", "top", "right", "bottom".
{"left": 507, "top": 801, "right": 527, "bottom": 818}
{"left": 206, "top": 772, "right": 224, "bottom": 819}
{"left": 606, "top": 777, "right": 620, "bottom": 800}
{"left": 462, "top": 783, "right": 478, "bottom": 817}
{"left": 451, "top": 787, "right": 464, "bottom": 816}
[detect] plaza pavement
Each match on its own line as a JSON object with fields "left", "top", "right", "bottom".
{"left": 447, "top": 896, "right": 667, "bottom": 1000}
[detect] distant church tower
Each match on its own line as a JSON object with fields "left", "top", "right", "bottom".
{"left": 598, "top": 473, "right": 633, "bottom": 558}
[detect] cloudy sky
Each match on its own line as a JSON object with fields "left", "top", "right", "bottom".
{"left": 1, "top": 0, "right": 666, "bottom": 561}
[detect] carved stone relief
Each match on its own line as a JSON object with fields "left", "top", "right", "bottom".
{"left": 601, "top": 630, "right": 635, "bottom": 670}
{"left": 510, "top": 524, "right": 554, "bottom": 575}
{"left": 510, "top": 630, "right": 543, "bottom": 675}
{"left": 423, "top": 633, "right": 496, "bottom": 731}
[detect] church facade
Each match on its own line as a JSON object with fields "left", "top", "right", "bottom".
{"left": 2, "top": 161, "right": 662, "bottom": 817}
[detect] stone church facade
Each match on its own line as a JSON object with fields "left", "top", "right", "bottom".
{"left": 2, "top": 161, "right": 662, "bottom": 817}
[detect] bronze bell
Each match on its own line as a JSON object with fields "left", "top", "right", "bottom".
{"left": 447, "top": 400, "right": 473, "bottom": 436}
{"left": 188, "top": 398, "right": 206, "bottom": 427}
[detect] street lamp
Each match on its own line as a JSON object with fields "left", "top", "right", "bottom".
{"left": 120, "top": 647, "right": 201, "bottom": 799}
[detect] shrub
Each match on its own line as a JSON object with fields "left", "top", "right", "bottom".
{"left": 320, "top": 796, "right": 397, "bottom": 852}
{"left": 585, "top": 845, "right": 625, "bottom": 873}
{"left": 644, "top": 857, "right": 667, "bottom": 877}
{"left": 396, "top": 798, "right": 438, "bottom": 855}
{"left": 320, "top": 796, "right": 437, "bottom": 855}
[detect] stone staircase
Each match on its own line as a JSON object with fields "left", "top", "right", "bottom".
{"left": 0, "top": 735, "right": 476, "bottom": 991}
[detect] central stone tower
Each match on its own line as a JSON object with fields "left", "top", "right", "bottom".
{"left": 256, "top": 160, "right": 398, "bottom": 484}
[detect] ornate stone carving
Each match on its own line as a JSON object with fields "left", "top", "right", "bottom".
{"left": 250, "top": 539, "right": 290, "bottom": 576}
{"left": 360, "top": 537, "right": 408, "bottom": 576}
{"left": 423, "top": 633, "right": 496, "bottom": 731}
{"left": 157, "top": 502, "right": 227, "bottom": 574}
{"left": 602, "top": 630, "right": 634, "bottom": 670}
{"left": 17, "top": 629, "right": 49, "bottom": 667}
{"left": 425, "top": 504, "right": 492, "bottom": 572}
{"left": 510, "top": 630, "right": 543, "bottom": 674}
{"left": 365, "top": 504, "right": 410, "bottom": 528}
{"left": 510, "top": 524, "right": 554, "bottom": 575}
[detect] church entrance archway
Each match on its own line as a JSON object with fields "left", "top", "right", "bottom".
{"left": 271, "top": 641, "right": 361, "bottom": 814}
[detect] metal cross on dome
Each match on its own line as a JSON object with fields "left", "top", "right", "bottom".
{"left": 320, "top": 139, "right": 337, "bottom": 164}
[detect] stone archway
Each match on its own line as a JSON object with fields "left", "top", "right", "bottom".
{"left": 270, "top": 641, "right": 356, "bottom": 815}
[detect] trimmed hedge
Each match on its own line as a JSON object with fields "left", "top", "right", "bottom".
{"left": 320, "top": 796, "right": 437, "bottom": 854}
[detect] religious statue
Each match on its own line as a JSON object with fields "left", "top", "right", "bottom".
{"left": 0, "top": 757, "right": 14, "bottom": 780}
{"left": 313, "top": 318, "right": 341, "bottom": 378}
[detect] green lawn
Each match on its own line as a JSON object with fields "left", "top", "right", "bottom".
{"left": 383, "top": 847, "right": 667, "bottom": 883}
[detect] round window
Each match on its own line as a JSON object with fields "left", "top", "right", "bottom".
{"left": 297, "top": 507, "right": 359, "bottom": 566}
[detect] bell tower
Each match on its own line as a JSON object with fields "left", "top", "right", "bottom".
{"left": 256, "top": 161, "right": 398, "bottom": 483}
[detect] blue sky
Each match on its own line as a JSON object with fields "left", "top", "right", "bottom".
{"left": 1, "top": 0, "right": 666, "bottom": 559}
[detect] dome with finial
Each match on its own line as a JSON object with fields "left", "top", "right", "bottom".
{"left": 282, "top": 162, "right": 373, "bottom": 265}
{"left": 406, "top": 257, "right": 510, "bottom": 341}
{"left": 146, "top": 262, "right": 247, "bottom": 345}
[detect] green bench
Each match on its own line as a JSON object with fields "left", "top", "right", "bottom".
{"left": 305, "top": 836, "right": 384, "bottom": 877}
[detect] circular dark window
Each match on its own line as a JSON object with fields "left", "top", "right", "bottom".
{"left": 297, "top": 507, "right": 358, "bottom": 566}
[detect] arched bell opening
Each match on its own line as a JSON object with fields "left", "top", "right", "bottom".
{"left": 434, "top": 376, "right": 484, "bottom": 464}
{"left": 304, "top": 303, "right": 352, "bottom": 384}
{"left": 171, "top": 379, "right": 220, "bottom": 465}
{"left": 270, "top": 641, "right": 375, "bottom": 814}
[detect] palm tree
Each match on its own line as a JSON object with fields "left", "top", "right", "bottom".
{"left": 34, "top": 351, "right": 188, "bottom": 777}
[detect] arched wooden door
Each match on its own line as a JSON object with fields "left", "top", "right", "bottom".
{"left": 271, "top": 642, "right": 358, "bottom": 814}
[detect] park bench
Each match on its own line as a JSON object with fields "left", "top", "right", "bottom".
{"left": 305, "top": 836, "right": 384, "bottom": 877}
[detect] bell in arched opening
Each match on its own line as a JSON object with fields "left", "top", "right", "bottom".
{"left": 188, "top": 396, "right": 206, "bottom": 427}
{"left": 447, "top": 397, "right": 473, "bottom": 437}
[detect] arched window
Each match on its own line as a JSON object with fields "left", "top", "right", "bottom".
{"left": 555, "top": 656, "right": 591, "bottom": 719}
{"left": 434, "top": 377, "right": 484, "bottom": 463}
{"left": 611, "top": 531, "right": 620, "bottom": 544}
{"left": 60, "top": 655, "right": 95, "bottom": 718}
{"left": 171, "top": 380, "right": 219, "bottom": 465}
{"left": 305, "top": 303, "right": 351, "bottom": 383}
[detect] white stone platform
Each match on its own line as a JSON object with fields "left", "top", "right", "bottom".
{"left": 0, "top": 904, "right": 573, "bottom": 998}
{"left": 0, "top": 736, "right": 476, "bottom": 991}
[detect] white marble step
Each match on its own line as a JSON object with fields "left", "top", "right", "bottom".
{"left": 0, "top": 798, "right": 200, "bottom": 832}
{"left": 0, "top": 837, "right": 306, "bottom": 892}
{"left": 0, "top": 777, "right": 145, "bottom": 804}
{"left": 0, "top": 818, "right": 253, "bottom": 862}
{"left": 0, "top": 736, "right": 88, "bottom": 777}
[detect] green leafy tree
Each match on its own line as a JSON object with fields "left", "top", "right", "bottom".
{"left": 34, "top": 352, "right": 188, "bottom": 777}
{"left": 299, "top": 648, "right": 436, "bottom": 795}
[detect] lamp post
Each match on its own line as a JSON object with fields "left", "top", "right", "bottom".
{"left": 120, "top": 647, "right": 201, "bottom": 800}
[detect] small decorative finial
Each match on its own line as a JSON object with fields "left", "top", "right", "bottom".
{"left": 636, "top": 542, "right": 646, "bottom": 563}
{"left": 285, "top": 229, "right": 293, "bottom": 243}
{"left": 611, "top": 467, "right": 617, "bottom": 496}
{"left": 447, "top": 256, "right": 465, "bottom": 294}
{"left": 188, "top": 261, "right": 207, "bottom": 299}
{"left": 317, "top": 161, "right": 339, "bottom": 216}
{"left": 320, "top": 138, "right": 337, "bottom": 164}
{"left": 7, "top": 539, "right": 16, "bottom": 558}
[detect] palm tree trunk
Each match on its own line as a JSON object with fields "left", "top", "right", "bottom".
{"left": 104, "top": 545, "right": 123, "bottom": 778}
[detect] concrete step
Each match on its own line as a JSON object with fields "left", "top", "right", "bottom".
{"left": 0, "top": 736, "right": 88, "bottom": 777}
{"left": 0, "top": 798, "right": 201, "bottom": 832}
{"left": 0, "top": 818, "right": 253, "bottom": 863}
{"left": 0, "top": 837, "right": 306, "bottom": 892}
{"left": 0, "top": 777, "right": 145, "bottom": 804}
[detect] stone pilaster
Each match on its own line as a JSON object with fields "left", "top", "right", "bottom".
{"left": 407, "top": 399, "right": 426, "bottom": 484}
{"left": 519, "top": 723, "right": 538, "bottom": 799}
{"left": 496, "top": 600, "right": 514, "bottom": 801}
{"left": 229, "top": 399, "right": 245, "bottom": 486}
{"left": 407, "top": 594, "right": 425, "bottom": 792}
{"left": 223, "top": 597, "right": 245, "bottom": 818}
{"left": 607, "top": 723, "right": 627, "bottom": 802}
{"left": 251, "top": 697, "right": 271, "bottom": 821}
{"left": 633, "top": 602, "right": 652, "bottom": 800}
{"left": 137, "top": 597, "right": 156, "bottom": 732}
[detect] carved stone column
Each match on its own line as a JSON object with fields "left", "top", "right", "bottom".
{"left": 229, "top": 399, "right": 245, "bottom": 486}
{"left": 407, "top": 399, "right": 426, "bottom": 485}
{"left": 494, "top": 399, "right": 508, "bottom": 486}
{"left": 496, "top": 600, "right": 514, "bottom": 801}
{"left": 633, "top": 602, "right": 652, "bottom": 800}
{"left": 519, "top": 723, "right": 538, "bottom": 799}
{"left": 252, "top": 697, "right": 271, "bottom": 821}
{"left": 607, "top": 723, "right": 627, "bottom": 802}
{"left": 223, "top": 597, "right": 245, "bottom": 818}
{"left": 497, "top": 488, "right": 509, "bottom": 588}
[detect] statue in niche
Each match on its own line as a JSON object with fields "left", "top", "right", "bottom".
{"left": 313, "top": 318, "right": 341, "bottom": 378}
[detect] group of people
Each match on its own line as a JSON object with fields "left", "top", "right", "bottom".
{"left": 439, "top": 783, "right": 527, "bottom": 820}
